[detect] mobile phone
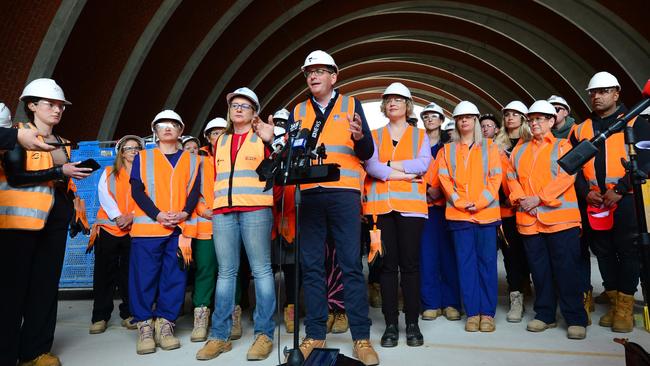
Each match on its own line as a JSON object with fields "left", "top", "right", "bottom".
{"left": 76, "top": 158, "right": 101, "bottom": 172}
{"left": 47, "top": 142, "right": 75, "bottom": 147}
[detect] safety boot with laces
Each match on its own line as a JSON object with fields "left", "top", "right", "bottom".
{"left": 506, "top": 291, "right": 524, "bottom": 323}
{"left": 332, "top": 311, "right": 349, "bottom": 333}
{"left": 296, "top": 338, "right": 326, "bottom": 360}
{"left": 231, "top": 305, "right": 242, "bottom": 340}
{"left": 154, "top": 317, "right": 180, "bottom": 350}
{"left": 353, "top": 339, "right": 380, "bottom": 365}
{"left": 17, "top": 353, "right": 61, "bottom": 366}
{"left": 191, "top": 306, "right": 210, "bottom": 342}
{"left": 136, "top": 319, "right": 156, "bottom": 355}
{"left": 247, "top": 333, "right": 273, "bottom": 360}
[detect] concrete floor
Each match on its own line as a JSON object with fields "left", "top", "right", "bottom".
{"left": 52, "top": 255, "right": 650, "bottom": 366}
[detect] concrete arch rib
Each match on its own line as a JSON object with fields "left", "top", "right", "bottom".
{"left": 536, "top": 0, "right": 650, "bottom": 88}
{"left": 97, "top": 0, "right": 181, "bottom": 141}
{"left": 189, "top": 0, "right": 319, "bottom": 136}
{"left": 164, "top": 0, "right": 253, "bottom": 111}
{"left": 15, "top": 0, "right": 86, "bottom": 120}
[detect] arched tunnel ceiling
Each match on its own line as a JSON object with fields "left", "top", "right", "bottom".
{"left": 0, "top": 0, "right": 647, "bottom": 142}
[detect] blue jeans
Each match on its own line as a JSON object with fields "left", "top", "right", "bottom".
{"left": 209, "top": 208, "right": 275, "bottom": 340}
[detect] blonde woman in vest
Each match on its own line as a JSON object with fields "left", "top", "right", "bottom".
{"left": 89, "top": 135, "right": 144, "bottom": 335}
{"left": 494, "top": 101, "right": 532, "bottom": 323}
{"left": 363, "top": 83, "right": 430, "bottom": 347}
{"left": 128, "top": 110, "right": 201, "bottom": 355}
{"left": 196, "top": 87, "right": 275, "bottom": 361}
{"left": 438, "top": 101, "right": 502, "bottom": 333}
{"left": 505, "top": 100, "right": 587, "bottom": 339}
{"left": 1, "top": 79, "right": 92, "bottom": 366}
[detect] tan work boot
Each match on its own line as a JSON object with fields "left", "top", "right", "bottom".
{"left": 191, "top": 306, "right": 211, "bottom": 342}
{"left": 326, "top": 312, "right": 335, "bottom": 333}
{"left": 506, "top": 291, "right": 524, "bottom": 323}
{"left": 598, "top": 290, "right": 618, "bottom": 327}
{"left": 297, "top": 338, "right": 326, "bottom": 360}
{"left": 479, "top": 315, "right": 495, "bottom": 332}
{"left": 594, "top": 290, "right": 610, "bottom": 304}
{"left": 422, "top": 308, "right": 442, "bottom": 320}
{"left": 583, "top": 292, "right": 592, "bottom": 326}
{"left": 154, "top": 317, "right": 180, "bottom": 350}
{"left": 17, "top": 353, "right": 61, "bottom": 366}
{"left": 586, "top": 289, "right": 595, "bottom": 312}
{"left": 332, "top": 312, "right": 349, "bottom": 333}
{"left": 136, "top": 319, "right": 156, "bottom": 355}
{"left": 465, "top": 315, "right": 480, "bottom": 332}
{"left": 196, "top": 339, "right": 232, "bottom": 360}
{"left": 353, "top": 339, "right": 380, "bottom": 366}
{"left": 89, "top": 320, "right": 107, "bottom": 334}
{"left": 368, "top": 283, "right": 382, "bottom": 308}
{"left": 122, "top": 316, "right": 138, "bottom": 330}
{"left": 284, "top": 304, "right": 295, "bottom": 333}
{"left": 247, "top": 333, "right": 273, "bottom": 360}
{"left": 526, "top": 319, "right": 557, "bottom": 332}
{"left": 443, "top": 306, "right": 461, "bottom": 321}
{"left": 567, "top": 325, "right": 586, "bottom": 339}
{"left": 231, "top": 305, "right": 242, "bottom": 340}
{"left": 612, "top": 292, "right": 635, "bottom": 333}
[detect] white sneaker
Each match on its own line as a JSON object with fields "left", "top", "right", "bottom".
{"left": 506, "top": 291, "right": 524, "bottom": 323}
{"left": 191, "top": 306, "right": 210, "bottom": 342}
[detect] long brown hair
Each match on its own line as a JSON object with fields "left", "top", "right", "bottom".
{"left": 112, "top": 137, "right": 141, "bottom": 178}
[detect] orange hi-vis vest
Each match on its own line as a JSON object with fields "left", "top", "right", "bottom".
{"left": 95, "top": 166, "right": 133, "bottom": 237}
{"left": 571, "top": 116, "right": 637, "bottom": 192}
{"left": 506, "top": 134, "right": 581, "bottom": 234}
{"left": 0, "top": 122, "right": 72, "bottom": 230}
{"left": 422, "top": 148, "right": 446, "bottom": 207}
{"left": 293, "top": 94, "right": 364, "bottom": 191}
{"left": 499, "top": 150, "right": 515, "bottom": 218}
{"left": 200, "top": 145, "right": 212, "bottom": 156}
{"left": 196, "top": 156, "right": 214, "bottom": 239}
{"left": 438, "top": 138, "right": 502, "bottom": 224}
{"left": 363, "top": 125, "right": 428, "bottom": 215}
{"left": 130, "top": 148, "right": 200, "bottom": 238}
{"left": 213, "top": 131, "right": 272, "bottom": 209}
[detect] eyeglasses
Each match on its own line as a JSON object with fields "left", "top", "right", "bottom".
{"left": 385, "top": 96, "right": 406, "bottom": 104}
{"left": 303, "top": 68, "right": 333, "bottom": 78}
{"left": 122, "top": 146, "right": 141, "bottom": 153}
{"left": 230, "top": 103, "right": 253, "bottom": 111}
{"left": 208, "top": 130, "right": 223, "bottom": 137}
{"left": 154, "top": 121, "right": 182, "bottom": 130}
{"left": 554, "top": 106, "right": 566, "bottom": 112}
{"left": 588, "top": 88, "right": 616, "bottom": 97}
{"left": 504, "top": 111, "right": 521, "bottom": 118}
{"left": 481, "top": 124, "right": 496, "bottom": 129}
{"left": 35, "top": 100, "right": 65, "bottom": 111}
{"left": 422, "top": 114, "right": 441, "bottom": 121}
{"left": 529, "top": 116, "right": 551, "bottom": 124}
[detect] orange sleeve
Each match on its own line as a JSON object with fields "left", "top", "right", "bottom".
{"left": 438, "top": 146, "right": 469, "bottom": 209}
{"left": 537, "top": 140, "right": 576, "bottom": 206}
{"left": 474, "top": 143, "right": 503, "bottom": 210}
{"left": 505, "top": 147, "right": 527, "bottom": 203}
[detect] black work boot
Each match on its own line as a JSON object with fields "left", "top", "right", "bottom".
{"left": 406, "top": 323, "right": 423, "bottom": 347}
{"left": 380, "top": 324, "right": 398, "bottom": 347}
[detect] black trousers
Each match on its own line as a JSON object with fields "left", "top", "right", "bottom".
{"left": 91, "top": 228, "right": 132, "bottom": 322}
{"left": 591, "top": 195, "right": 640, "bottom": 295}
{"left": 1, "top": 190, "right": 73, "bottom": 364}
{"left": 500, "top": 216, "right": 530, "bottom": 292}
{"left": 377, "top": 211, "right": 424, "bottom": 325}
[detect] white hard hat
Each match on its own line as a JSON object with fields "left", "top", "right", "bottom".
{"left": 382, "top": 82, "right": 412, "bottom": 100}
{"left": 502, "top": 100, "right": 529, "bottom": 115}
{"left": 181, "top": 135, "right": 200, "bottom": 146}
{"left": 420, "top": 102, "right": 445, "bottom": 118}
{"left": 20, "top": 78, "right": 71, "bottom": 105}
{"left": 586, "top": 71, "right": 620, "bottom": 91}
{"left": 115, "top": 135, "right": 145, "bottom": 154}
{"left": 204, "top": 117, "right": 227, "bottom": 136}
{"left": 151, "top": 109, "right": 184, "bottom": 131}
{"left": 0, "top": 102, "right": 12, "bottom": 128}
{"left": 441, "top": 117, "right": 455, "bottom": 131}
{"left": 301, "top": 50, "right": 338, "bottom": 73}
{"left": 528, "top": 100, "right": 556, "bottom": 116}
{"left": 226, "top": 87, "right": 260, "bottom": 111}
{"left": 273, "top": 108, "right": 290, "bottom": 121}
{"left": 547, "top": 95, "right": 570, "bottom": 112}
{"left": 452, "top": 101, "right": 480, "bottom": 117}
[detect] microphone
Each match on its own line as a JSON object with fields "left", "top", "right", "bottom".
{"left": 292, "top": 128, "right": 310, "bottom": 153}
{"left": 289, "top": 120, "right": 302, "bottom": 136}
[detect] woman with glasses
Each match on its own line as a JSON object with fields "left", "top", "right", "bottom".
{"left": 128, "top": 110, "right": 201, "bottom": 355}
{"left": 196, "top": 87, "right": 276, "bottom": 362}
{"left": 493, "top": 101, "right": 533, "bottom": 323}
{"left": 89, "top": 135, "right": 144, "bottom": 335}
{"left": 505, "top": 100, "right": 587, "bottom": 339}
{"left": 364, "top": 83, "right": 431, "bottom": 347}
{"left": 1, "top": 79, "right": 92, "bottom": 366}
{"left": 438, "top": 101, "right": 502, "bottom": 333}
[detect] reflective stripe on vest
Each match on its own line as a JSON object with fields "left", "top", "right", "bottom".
{"left": 294, "top": 94, "right": 364, "bottom": 191}
{"left": 96, "top": 166, "right": 133, "bottom": 237}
